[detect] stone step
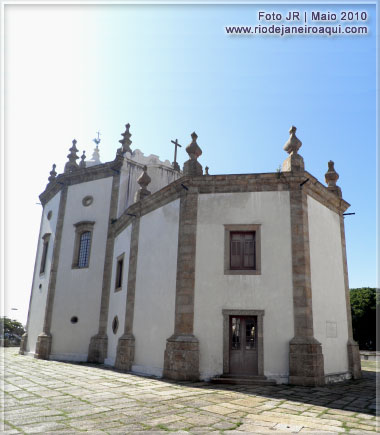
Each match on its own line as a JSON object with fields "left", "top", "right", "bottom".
{"left": 210, "top": 375, "right": 277, "bottom": 386}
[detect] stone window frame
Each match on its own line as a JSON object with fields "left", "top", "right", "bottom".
{"left": 72, "top": 221, "right": 95, "bottom": 269}
{"left": 114, "top": 253, "right": 125, "bottom": 292}
{"left": 224, "top": 224, "right": 261, "bottom": 275}
{"left": 39, "top": 233, "right": 51, "bottom": 275}
{"left": 82, "top": 195, "right": 94, "bottom": 207}
{"left": 222, "top": 309, "right": 265, "bottom": 376}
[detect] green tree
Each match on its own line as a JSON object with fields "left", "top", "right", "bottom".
{"left": 0, "top": 317, "right": 25, "bottom": 337}
{"left": 350, "top": 287, "right": 378, "bottom": 350}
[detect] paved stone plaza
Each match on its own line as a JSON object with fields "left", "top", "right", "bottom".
{"left": 1, "top": 348, "right": 378, "bottom": 434}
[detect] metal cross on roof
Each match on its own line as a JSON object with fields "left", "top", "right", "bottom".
{"left": 171, "top": 138, "right": 182, "bottom": 172}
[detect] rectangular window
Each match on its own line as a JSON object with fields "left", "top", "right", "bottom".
{"left": 230, "top": 232, "right": 255, "bottom": 270}
{"left": 231, "top": 317, "right": 241, "bottom": 350}
{"left": 72, "top": 221, "right": 95, "bottom": 269}
{"left": 39, "top": 234, "right": 50, "bottom": 274}
{"left": 115, "top": 255, "right": 124, "bottom": 290}
{"left": 224, "top": 224, "right": 261, "bottom": 275}
{"left": 77, "top": 231, "right": 92, "bottom": 268}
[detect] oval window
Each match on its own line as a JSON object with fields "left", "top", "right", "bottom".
{"left": 112, "top": 316, "right": 119, "bottom": 334}
{"left": 82, "top": 195, "right": 94, "bottom": 207}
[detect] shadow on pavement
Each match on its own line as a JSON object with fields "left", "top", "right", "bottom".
{"left": 63, "top": 358, "right": 378, "bottom": 417}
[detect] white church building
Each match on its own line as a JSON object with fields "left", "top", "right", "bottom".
{"left": 20, "top": 124, "right": 361, "bottom": 386}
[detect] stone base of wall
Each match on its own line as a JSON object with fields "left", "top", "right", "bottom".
{"left": 325, "top": 371, "right": 352, "bottom": 384}
{"left": 88, "top": 334, "right": 108, "bottom": 363}
{"left": 19, "top": 333, "right": 28, "bottom": 355}
{"left": 115, "top": 334, "right": 135, "bottom": 371}
{"left": 347, "top": 340, "right": 362, "bottom": 379}
{"left": 163, "top": 334, "right": 200, "bottom": 381}
{"left": 35, "top": 332, "right": 52, "bottom": 360}
{"left": 289, "top": 337, "right": 325, "bottom": 386}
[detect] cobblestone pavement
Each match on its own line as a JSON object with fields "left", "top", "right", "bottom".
{"left": 1, "top": 348, "right": 378, "bottom": 434}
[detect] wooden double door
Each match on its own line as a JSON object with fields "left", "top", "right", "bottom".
{"left": 229, "top": 316, "right": 258, "bottom": 375}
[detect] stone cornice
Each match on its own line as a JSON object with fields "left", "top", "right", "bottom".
{"left": 303, "top": 171, "right": 350, "bottom": 213}
{"left": 112, "top": 170, "right": 350, "bottom": 237}
{"left": 39, "top": 156, "right": 124, "bottom": 206}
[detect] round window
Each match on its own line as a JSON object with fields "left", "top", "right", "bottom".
{"left": 82, "top": 195, "right": 94, "bottom": 207}
{"left": 112, "top": 316, "right": 119, "bottom": 334}
{"left": 71, "top": 316, "right": 78, "bottom": 324}
{"left": 47, "top": 211, "right": 53, "bottom": 220}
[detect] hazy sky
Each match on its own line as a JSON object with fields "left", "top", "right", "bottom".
{"left": 3, "top": 2, "right": 377, "bottom": 325}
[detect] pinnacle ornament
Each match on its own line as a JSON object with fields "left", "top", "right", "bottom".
{"left": 118, "top": 123, "right": 132, "bottom": 154}
{"left": 64, "top": 139, "right": 80, "bottom": 173}
{"left": 48, "top": 164, "right": 57, "bottom": 183}
{"left": 79, "top": 151, "right": 86, "bottom": 168}
{"left": 135, "top": 165, "right": 151, "bottom": 202}
{"left": 282, "top": 126, "right": 305, "bottom": 172}
{"left": 325, "top": 160, "right": 342, "bottom": 197}
{"left": 183, "top": 132, "right": 203, "bottom": 176}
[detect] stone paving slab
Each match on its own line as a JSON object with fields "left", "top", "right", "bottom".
{"left": 1, "top": 348, "right": 378, "bottom": 433}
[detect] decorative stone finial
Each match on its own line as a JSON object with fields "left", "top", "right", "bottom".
{"left": 64, "top": 139, "right": 80, "bottom": 173}
{"left": 183, "top": 132, "right": 203, "bottom": 176}
{"left": 48, "top": 164, "right": 57, "bottom": 183}
{"left": 205, "top": 166, "right": 209, "bottom": 175}
{"left": 118, "top": 123, "right": 132, "bottom": 154}
{"left": 282, "top": 126, "right": 305, "bottom": 172}
{"left": 134, "top": 165, "right": 151, "bottom": 202}
{"left": 186, "top": 132, "right": 202, "bottom": 160}
{"left": 325, "top": 160, "right": 342, "bottom": 197}
{"left": 284, "top": 126, "right": 302, "bottom": 154}
{"left": 79, "top": 150, "right": 86, "bottom": 168}
{"left": 325, "top": 161, "right": 339, "bottom": 186}
{"left": 137, "top": 165, "right": 151, "bottom": 189}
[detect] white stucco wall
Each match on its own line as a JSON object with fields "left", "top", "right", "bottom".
{"left": 132, "top": 199, "right": 180, "bottom": 377}
{"left": 26, "top": 192, "right": 61, "bottom": 354}
{"left": 50, "top": 177, "right": 113, "bottom": 361}
{"left": 308, "top": 195, "right": 349, "bottom": 375}
{"left": 194, "top": 191, "right": 294, "bottom": 382}
{"left": 117, "top": 161, "right": 140, "bottom": 217}
{"left": 105, "top": 225, "right": 132, "bottom": 366}
{"left": 117, "top": 158, "right": 180, "bottom": 217}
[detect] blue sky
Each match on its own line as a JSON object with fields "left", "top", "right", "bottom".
{"left": 4, "top": 2, "right": 377, "bottom": 324}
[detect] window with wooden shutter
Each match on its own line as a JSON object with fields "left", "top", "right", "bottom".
{"left": 224, "top": 224, "right": 261, "bottom": 275}
{"left": 230, "top": 232, "right": 256, "bottom": 270}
